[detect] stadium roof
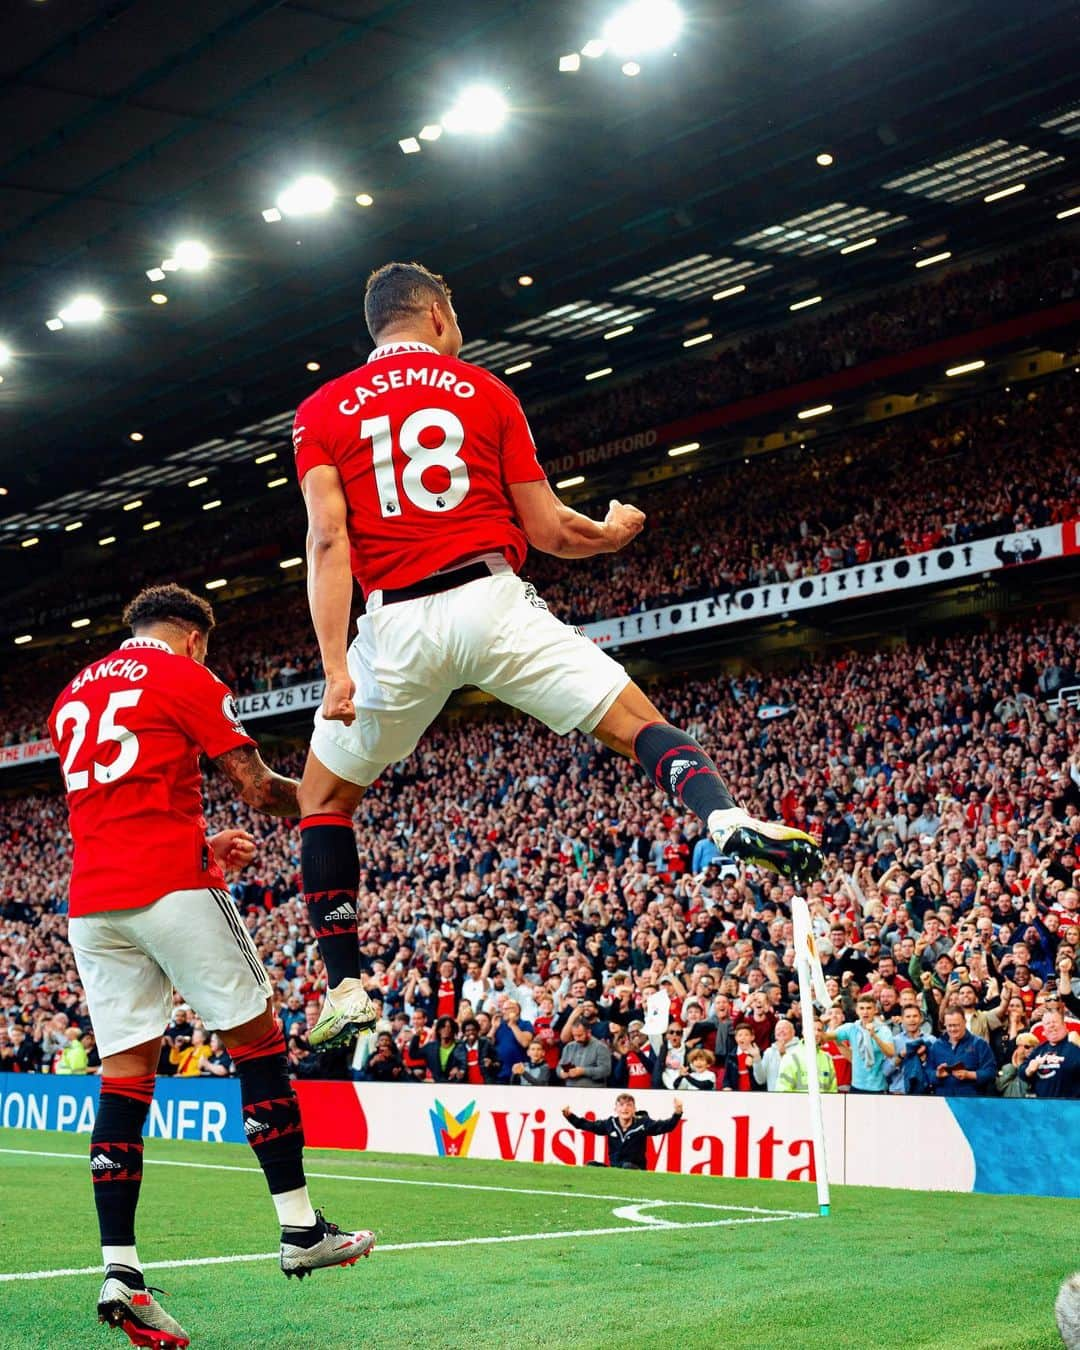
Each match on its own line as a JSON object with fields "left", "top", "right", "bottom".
{"left": 0, "top": 0, "right": 1078, "bottom": 531}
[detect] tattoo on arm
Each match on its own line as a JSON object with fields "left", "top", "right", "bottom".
{"left": 213, "top": 746, "right": 300, "bottom": 818}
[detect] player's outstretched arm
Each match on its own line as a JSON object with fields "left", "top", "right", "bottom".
{"left": 509, "top": 479, "right": 644, "bottom": 559}
{"left": 213, "top": 745, "right": 300, "bottom": 817}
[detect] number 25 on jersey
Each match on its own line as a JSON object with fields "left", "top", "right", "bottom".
{"left": 362, "top": 408, "right": 470, "bottom": 518}
{"left": 54, "top": 690, "right": 143, "bottom": 791}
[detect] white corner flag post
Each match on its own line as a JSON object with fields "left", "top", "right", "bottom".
{"left": 792, "top": 895, "right": 832, "bottom": 1217}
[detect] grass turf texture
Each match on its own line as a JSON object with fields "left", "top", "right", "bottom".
{"left": 0, "top": 1127, "right": 1073, "bottom": 1349}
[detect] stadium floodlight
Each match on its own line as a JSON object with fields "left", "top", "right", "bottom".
{"left": 517, "top": 274, "right": 533, "bottom": 287}
{"left": 682, "top": 332, "right": 712, "bottom": 348}
{"left": 504, "top": 360, "right": 532, "bottom": 374}
{"left": 160, "top": 258, "right": 179, "bottom": 272}
{"left": 14, "top": 635, "right": 32, "bottom": 645}
{"left": 21, "top": 537, "right": 38, "bottom": 548}
{"left": 203, "top": 499, "right": 222, "bottom": 510}
{"left": 585, "top": 367, "right": 613, "bottom": 381}
{"left": 713, "top": 283, "right": 746, "bottom": 300}
{"left": 65, "top": 521, "right": 82, "bottom": 532}
{"left": 305, "top": 361, "right": 321, "bottom": 372}
{"left": 355, "top": 192, "right": 374, "bottom": 207}
{"left": 790, "top": 294, "right": 822, "bottom": 311}
{"left": 262, "top": 207, "right": 282, "bottom": 223}
{"left": 267, "top": 476, "right": 289, "bottom": 488}
{"left": 57, "top": 294, "right": 104, "bottom": 324}
{"left": 816, "top": 151, "right": 834, "bottom": 167}
{"left": 556, "top": 475, "right": 585, "bottom": 489}
{"left": 621, "top": 61, "right": 641, "bottom": 77}
{"left": 276, "top": 174, "right": 336, "bottom": 216}
{"left": 205, "top": 578, "right": 227, "bottom": 590}
{"left": 45, "top": 317, "right": 64, "bottom": 331}
{"left": 602, "top": 1, "right": 684, "bottom": 57}
{"left": 840, "top": 237, "right": 876, "bottom": 254}
{"left": 984, "top": 182, "right": 1025, "bottom": 203}
{"left": 143, "top": 520, "right": 161, "bottom": 532}
{"left": 174, "top": 239, "right": 211, "bottom": 270}
{"left": 71, "top": 618, "right": 91, "bottom": 629}
{"left": 399, "top": 137, "right": 421, "bottom": 154}
{"left": 946, "top": 359, "right": 985, "bottom": 377}
{"left": 122, "top": 500, "right": 143, "bottom": 511}
{"left": 798, "top": 403, "right": 833, "bottom": 420}
{"left": 581, "top": 39, "right": 607, "bottom": 59}
{"left": 129, "top": 431, "right": 144, "bottom": 442}
{"left": 915, "top": 250, "right": 951, "bottom": 268}
{"left": 99, "top": 535, "right": 116, "bottom": 546}
{"left": 279, "top": 556, "right": 304, "bottom": 569}
{"left": 187, "top": 475, "right": 208, "bottom": 488}
{"left": 559, "top": 53, "right": 581, "bottom": 72}
{"left": 150, "top": 293, "right": 168, "bottom": 304}
{"left": 668, "top": 441, "right": 700, "bottom": 457}
{"left": 443, "top": 85, "right": 508, "bottom": 135}
{"left": 419, "top": 124, "right": 443, "bottom": 142}
{"left": 0, "top": 341, "right": 11, "bottom": 366}
{"left": 604, "top": 324, "right": 634, "bottom": 339}
{"left": 1057, "top": 204, "right": 1080, "bottom": 220}
{"left": 146, "top": 267, "right": 166, "bottom": 281}
{"left": 255, "top": 451, "right": 277, "bottom": 463}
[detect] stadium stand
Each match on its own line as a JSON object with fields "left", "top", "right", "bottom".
{"left": 4, "top": 616, "right": 1078, "bottom": 1093}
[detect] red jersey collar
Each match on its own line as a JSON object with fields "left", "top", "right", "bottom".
{"left": 120, "top": 637, "right": 173, "bottom": 653}
{"left": 367, "top": 341, "right": 439, "bottom": 362}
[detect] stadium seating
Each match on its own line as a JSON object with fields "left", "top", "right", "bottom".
{"left": 3, "top": 616, "right": 1078, "bottom": 1092}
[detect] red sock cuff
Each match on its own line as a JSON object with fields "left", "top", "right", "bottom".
{"left": 229, "top": 1026, "right": 287, "bottom": 1064}
{"left": 101, "top": 1074, "right": 156, "bottom": 1104}
{"left": 300, "top": 813, "right": 354, "bottom": 831}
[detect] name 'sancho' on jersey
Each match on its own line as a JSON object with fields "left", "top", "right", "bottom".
{"left": 293, "top": 344, "right": 547, "bottom": 596}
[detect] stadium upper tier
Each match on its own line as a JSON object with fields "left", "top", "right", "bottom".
{"left": 2, "top": 357, "right": 1078, "bottom": 747}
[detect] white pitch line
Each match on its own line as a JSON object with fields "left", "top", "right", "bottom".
{"left": 0, "top": 1147, "right": 811, "bottom": 1217}
{"left": 0, "top": 1213, "right": 813, "bottom": 1283}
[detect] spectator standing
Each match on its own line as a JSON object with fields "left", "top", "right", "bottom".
{"left": 1021, "top": 1010, "right": 1080, "bottom": 1098}
{"left": 557, "top": 1020, "right": 612, "bottom": 1088}
{"left": 820, "top": 996, "right": 896, "bottom": 1094}
{"left": 926, "top": 1010, "right": 997, "bottom": 1097}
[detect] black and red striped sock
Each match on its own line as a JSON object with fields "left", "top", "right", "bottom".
{"left": 231, "top": 1026, "right": 307, "bottom": 1197}
{"left": 300, "top": 813, "right": 361, "bottom": 987}
{"left": 91, "top": 1074, "right": 155, "bottom": 1252}
{"left": 633, "top": 720, "right": 736, "bottom": 823}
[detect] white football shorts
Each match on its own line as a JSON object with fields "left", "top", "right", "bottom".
{"left": 68, "top": 887, "right": 272, "bottom": 1058}
{"left": 310, "top": 562, "right": 630, "bottom": 787}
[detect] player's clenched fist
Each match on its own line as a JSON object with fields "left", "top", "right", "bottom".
{"left": 209, "top": 828, "right": 257, "bottom": 873}
{"left": 321, "top": 671, "right": 357, "bottom": 725}
{"left": 603, "top": 498, "right": 646, "bottom": 551}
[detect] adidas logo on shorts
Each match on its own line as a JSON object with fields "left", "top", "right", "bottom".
{"left": 323, "top": 902, "right": 356, "bottom": 923}
{"left": 90, "top": 1153, "right": 122, "bottom": 1170}
{"left": 244, "top": 1117, "right": 270, "bottom": 1137}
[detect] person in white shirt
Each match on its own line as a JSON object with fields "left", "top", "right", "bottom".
{"left": 755, "top": 1018, "right": 796, "bottom": 1091}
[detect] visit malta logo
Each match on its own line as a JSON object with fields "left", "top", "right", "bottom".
{"left": 429, "top": 1099, "right": 480, "bottom": 1158}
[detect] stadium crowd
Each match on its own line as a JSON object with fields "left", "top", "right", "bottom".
{"left": 3, "top": 616, "right": 1080, "bottom": 1097}
{"left": 532, "top": 232, "right": 1080, "bottom": 454}
{"left": 3, "top": 365, "right": 1077, "bottom": 747}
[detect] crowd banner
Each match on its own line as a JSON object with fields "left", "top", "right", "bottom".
{"left": 0, "top": 679, "right": 327, "bottom": 770}
{"left": 1, "top": 519, "right": 1076, "bottom": 770}
{"left": 580, "top": 521, "right": 1071, "bottom": 650}
{"left": 3, "top": 1074, "right": 1077, "bottom": 1200}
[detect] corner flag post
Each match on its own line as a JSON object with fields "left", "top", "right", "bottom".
{"left": 792, "top": 895, "right": 832, "bottom": 1217}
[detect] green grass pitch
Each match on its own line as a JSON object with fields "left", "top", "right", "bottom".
{"left": 0, "top": 1127, "right": 1073, "bottom": 1349}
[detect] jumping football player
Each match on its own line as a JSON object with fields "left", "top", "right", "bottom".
{"left": 292, "top": 262, "right": 825, "bottom": 1051}
{"left": 48, "top": 585, "right": 375, "bottom": 1350}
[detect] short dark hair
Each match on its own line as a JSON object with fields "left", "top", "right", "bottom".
{"left": 364, "top": 261, "right": 451, "bottom": 342}
{"left": 123, "top": 583, "right": 214, "bottom": 635}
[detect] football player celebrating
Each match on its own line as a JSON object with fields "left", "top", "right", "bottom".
{"left": 292, "top": 262, "right": 824, "bottom": 1051}
{"left": 49, "top": 585, "right": 375, "bottom": 1349}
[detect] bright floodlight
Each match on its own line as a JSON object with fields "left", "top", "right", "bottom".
{"left": 603, "top": 0, "right": 683, "bottom": 56}
{"left": 0, "top": 341, "right": 11, "bottom": 367}
{"left": 276, "top": 174, "right": 336, "bottom": 217}
{"left": 57, "top": 294, "right": 104, "bottom": 324}
{"left": 443, "top": 85, "right": 508, "bottom": 135}
{"left": 174, "top": 239, "right": 211, "bottom": 271}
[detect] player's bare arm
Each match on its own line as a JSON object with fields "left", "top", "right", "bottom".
{"left": 301, "top": 462, "right": 357, "bottom": 724}
{"left": 508, "top": 479, "right": 645, "bottom": 558}
{"left": 213, "top": 745, "right": 300, "bottom": 816}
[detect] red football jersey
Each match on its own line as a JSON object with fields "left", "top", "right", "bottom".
{"left": 292, "top": 341, "right": 547, "bottom": 597}
{"left": 48, "top": 637, "right": 253, "bottom": 917}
